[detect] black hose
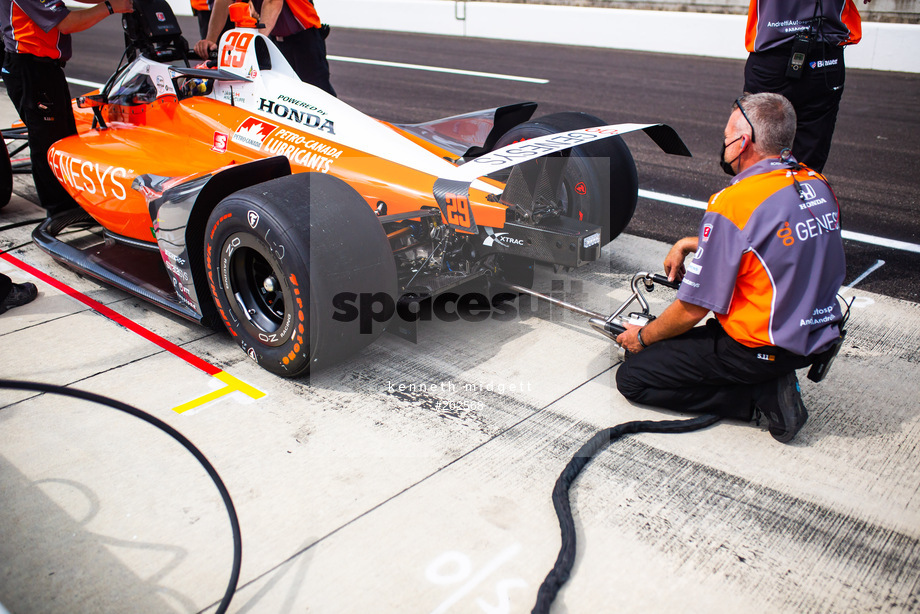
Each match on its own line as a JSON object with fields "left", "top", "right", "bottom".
{"left": 0, "top": 379, "right": 241, "bottom": 614}
{"left": 532, "top": 413, "right": 721, "bottom": 614}
{"left": 0, "top": 218, "right": 45, "bottom": 233}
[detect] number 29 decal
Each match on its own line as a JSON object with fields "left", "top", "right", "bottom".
{"left": 433, "top": 179, "right": 478, "bottom": 233}
{"left": 444, "top": 193, "right": 471, "bottom": 229}
{"left": 221, "top": 32, "right": 253, "bottom": 69}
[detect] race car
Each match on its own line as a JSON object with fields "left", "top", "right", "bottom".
{"left": 0, "top": 0, "right": 690, "bottom": 377}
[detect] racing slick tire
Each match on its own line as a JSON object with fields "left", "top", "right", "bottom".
{"left": 492, "top": 112, "right": 638, "bottom": 244}
{"left": 0, "top": 136, "right": 12, "bottom": 209}
{"left": 204, "top": 172, "right": 397, "bottom": 378}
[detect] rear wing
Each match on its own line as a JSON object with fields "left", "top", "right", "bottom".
{"left": 449, "top": 122, "right": 691, "bottom": 183}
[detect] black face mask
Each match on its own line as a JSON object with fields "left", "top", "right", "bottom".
{"left": 719, "top": 136, "right": 745, "bottom": 176}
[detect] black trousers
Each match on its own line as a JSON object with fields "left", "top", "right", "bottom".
{"left": 2, "top": 53, "right": 79, "bottom": 216}
{"left": 194, "top": 8, "right": 211, "bottom": 40}
{"left": 272, "top": 28, "right": 336, "bottom": 97}
{"left": 615, "top": 319, "right": 814, "bottom": 420}
{"left": 744, "top": 43, "right": 845, "bottom": 173}
{"left": 0, "top": 273, "right": 11, "bottom": 302}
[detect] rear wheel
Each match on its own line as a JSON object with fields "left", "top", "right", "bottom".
{"left": 492, "top": 112, "right": 638, "bottom": 244}
{"left": 204, "top": 172, "right": 397, "bottom": 377}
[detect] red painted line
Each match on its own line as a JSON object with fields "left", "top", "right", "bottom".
{"left": 1, "top": 251, "right": 221, "bottom": 376}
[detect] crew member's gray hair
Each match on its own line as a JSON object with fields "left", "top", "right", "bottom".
{"left": 733, "top": 93, "right": 796, "bottom": 157}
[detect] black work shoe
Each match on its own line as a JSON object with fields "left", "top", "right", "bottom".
{"left": 754, "top": 371, "right": 808, "bottom": 443}
{"left": 0, "top": 282, "right": 38, "bottom": 315}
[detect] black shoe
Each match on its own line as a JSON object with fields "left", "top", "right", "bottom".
{"left": 753, "top": 372, "right": 808, "bottom": 443}
{"left": 0, "top": 282, "right": 38, "bottom": 315}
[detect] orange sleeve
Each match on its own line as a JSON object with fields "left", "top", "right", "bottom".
{"left": 286, "top": 0, "right": 321, "bottom": 29}
{"left": 839, "top": 0, "right": 862, "bottom": 45}
{"left": 744, "top": 0, "right": 759, "bottom": 53}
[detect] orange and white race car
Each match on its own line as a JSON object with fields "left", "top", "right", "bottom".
{"left": 2, "top": 0, "right": 690, "bottom": 377}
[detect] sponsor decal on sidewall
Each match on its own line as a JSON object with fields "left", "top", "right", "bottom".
{"left": 232, "top": 118, "right": 341, "bottom": 173}
{"left": 49, "top": 148, "right": 133, "bottom": 200}
{"left": 258, "top": 98, "right": 335, "bottom": 135}
{"left": 212, "top": 132, "right": 228, "bottom": 153}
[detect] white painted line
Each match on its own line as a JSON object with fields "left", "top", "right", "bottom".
{"left": 328, "top": 55, "right": 549, "bottom": 84}
{"left": 840, "top": 231, "right": 920, "bottom": 254}
{"left": 845, "top": 259, "right": 885, "bottom": 290}
{"left": 66, "top": 77, "right": 105, "bottom": 89}
{"left": 638, "top": 189, "right": 920, "bottom": 254}
{"left": 638, "top": 188, "right": 707, "bottom": 210}
{"left": 70, "top": 59, "right": 549, "bottom": 87}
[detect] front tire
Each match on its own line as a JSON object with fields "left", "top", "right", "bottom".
{"left": 204, "top": 173, "right": 397, "bottom": 377}
{"left": 492, "top": 112, "right": 638, "bottom": 244}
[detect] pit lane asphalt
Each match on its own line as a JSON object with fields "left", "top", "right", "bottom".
{"left": 64, "top": 18, "right": 920, "bottom": 302}
{"left": 2, "top": 18, "right": 920, "bottom": 614}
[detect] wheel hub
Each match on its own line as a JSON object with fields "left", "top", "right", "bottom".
{"left": 222, "top": 233, "right": 292, "bottom": 346}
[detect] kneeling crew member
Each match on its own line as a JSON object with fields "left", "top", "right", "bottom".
{"left": 615, "top": 92, "right": 845, "bottom": 443}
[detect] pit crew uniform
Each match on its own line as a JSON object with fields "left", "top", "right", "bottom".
{"left": 743, "top": 0, "right": 863, "bottom": 172}
{"left": 1, "top": 0, "right": 79, "bottom": 216}
{"left": 254, "top": 0, "right": 335, "bottom": 96}
{"left": 190, "top": 0, "right": 212, "bottom": 40}
{"left": 616, "top": 157, "right": 846, "bottom": 419}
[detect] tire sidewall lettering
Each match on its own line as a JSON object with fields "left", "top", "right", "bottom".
{"left": 206, "top": 203, "right": 306, "bottom": 372}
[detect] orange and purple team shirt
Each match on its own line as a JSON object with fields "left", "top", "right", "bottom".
{"left": 250, "top": 0, "right": 320, "bottom": 38}
{"left": 1, "top": 0, "right": 72, "bottom": 60}
{"left": 745, "top": 0, "right": 863, "bottom": 52}
{"left": 677, "top": 158, "right": 845, "bottom": 356}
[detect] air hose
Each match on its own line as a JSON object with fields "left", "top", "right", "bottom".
{"left": 0, "top": 379, "right": 241, "bottom": 614}
{"left": 531, "top": 413, "right": 721, "bottom": 614}
{"left": 0, "top": 218, "right": 45, "bottom": 233}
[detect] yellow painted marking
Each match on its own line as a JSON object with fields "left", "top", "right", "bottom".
{"left": 172, "top": 371, "right": 266, "bottom": 414}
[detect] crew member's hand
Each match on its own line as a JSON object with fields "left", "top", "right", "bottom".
{"left": 616, "top": 323, "right": 645, "bottom": 354}
{"left": 195, "top": 39, "right": 217, "bottom": 60}
{"left": 663, "top": 242, "right": 688, "bottom": 282}
{"left": 109, "top": 0, "right": 133, "bottom": 13}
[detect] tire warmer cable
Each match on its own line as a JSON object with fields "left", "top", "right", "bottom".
{"left": 0, "top": 379, "right": 241, "bottom": 614}
{"left": 532, "top": 413, "right": 721, "bottom": 614}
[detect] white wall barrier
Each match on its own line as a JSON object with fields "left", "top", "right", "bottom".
{"left": 164, "top": 0, "right": 918, "bottom": 73}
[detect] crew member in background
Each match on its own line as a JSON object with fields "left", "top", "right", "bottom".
{"left": 743, "top": 0, "right": 871, "bottom": 172}
{"left": 194, "top": 0, "right": 335, "bottom": 96}
{"left": 1, "top": 0, "right": 133, "bottom": 217}
{"left": 190, "top": 0, "right": 211, "bottom": 39}
{"left": 615, "top": 93, "right": 845, "bottom": 444}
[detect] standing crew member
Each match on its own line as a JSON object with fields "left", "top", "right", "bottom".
{"left": 194, "top": 0, "right": 335, "bottom": 96}
{"left": 190, "top": 0, "right": 212, "bottom": 40}
{"left": 1, "top": 0, "right": 133, "bottom": 217}
{"left": 615, "top": 93, "right": 845, "bottom": 443}
{"left": 742, "top": 0, "right": 871, "bottom": 172}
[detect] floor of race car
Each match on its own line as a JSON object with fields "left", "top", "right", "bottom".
{"left": 2, "top": 103, "right": 919, "bottom": 614}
